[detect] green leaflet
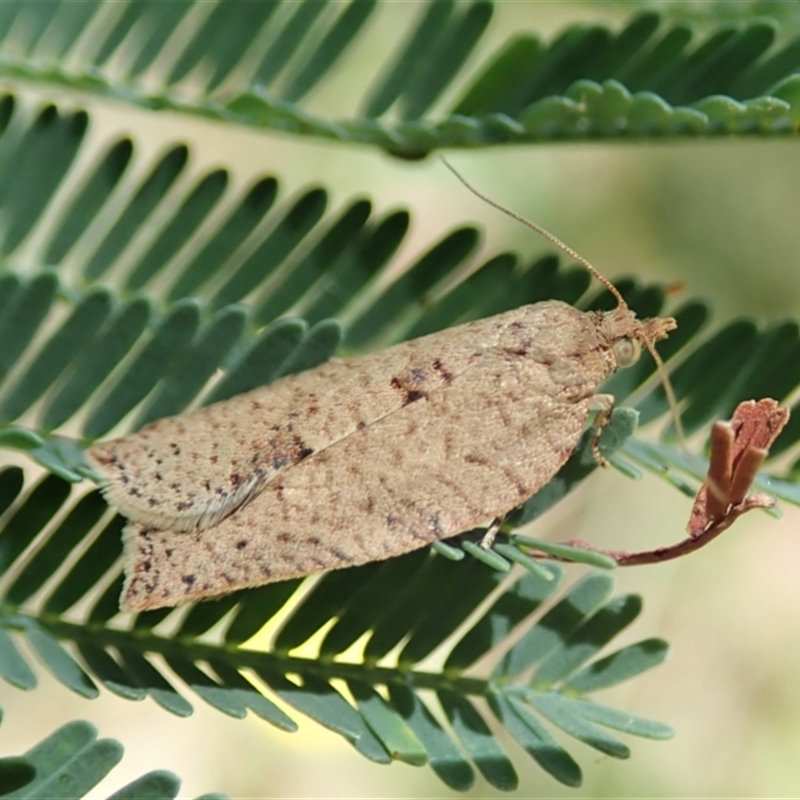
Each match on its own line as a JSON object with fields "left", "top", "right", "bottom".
{"left": 0, "top": 719, "right": 224, "bottom": 800}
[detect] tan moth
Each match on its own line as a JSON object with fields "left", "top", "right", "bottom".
{"left": 88, "top": 164, "right": 678, "bottom": 611}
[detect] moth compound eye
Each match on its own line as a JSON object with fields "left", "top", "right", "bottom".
{"left": 613, "top": 337, "right": 641, "bottom": 367}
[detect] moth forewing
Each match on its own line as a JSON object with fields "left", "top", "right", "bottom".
{"left": 88, "top": 310, "right": 523, "bottom": 533}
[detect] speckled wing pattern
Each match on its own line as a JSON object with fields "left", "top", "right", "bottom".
{"left": 89, "top": 310, "right": 521, "bottom": 533}
{"left": 87, "top": 300, "right": 659, "bottom": 610}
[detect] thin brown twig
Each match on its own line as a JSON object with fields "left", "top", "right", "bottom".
{"left": 531, "top": 492, "right": 776, "bottom": 567}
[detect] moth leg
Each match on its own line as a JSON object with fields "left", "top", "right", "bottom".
{"left": 479, "top": 516, "right": 504, "bottom": 550}
{"left": 589, "top": 393, "right": 615, "bottom": 468}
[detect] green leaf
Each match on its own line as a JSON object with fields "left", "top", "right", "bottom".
{"left": 0, "top": 757, "right": 36, "bottom": 796}
{"left": 44, "top": 298, "right": 154, "bottom": 431}
{"left": 565, "top": 697, "right": 675, "bottom": 739}
{"left": 387, "top": 684, "right": 475, "bottom": 791}
{"left": 163, "top": 656, "right": 247, "bottom": 719}
{"left": 4, "top": 492, "right": 107, "bottom": 606}
{"left": 320, "top": 550, "right": 429, "bottom": 658}
{"left": 400, "top": 1, "right": 493, "bottom": 121}
{"left": 116, "top": 649, "right": 193, "bottom": 718}
{"left": 206, "top": 661, "right": 297, "bottom": 733}
{"left": 75, "top": 644, "right": 145, "bottom": 702}
{"left": 83, "top": 301, "right": 202, "bottom": 438}
{"left": 0, "top": 722, "right": 221, "bottom": 800}
{"left": 87, "top": 574, "right": 125, "bottom": 626}
{"left": 494, "top": 573, "right": 615, "bottom": 679}
{"left": 203, "top": 318, "right": 307, "bottom": 405}
{"left": 104, "top": 771, "right": 180, "bottom": 800}
{"left": 0, "top": 627, "right": 36, "bottom": 690}
{"left": 175, "top": 595, "right": 240, "bottom": 641}
{"left": 83, "top": 147, "right": 189, "bottom": 282}
{"left": 347, "top": 680, "right": 428, "bottom": 766}
{"left": 4, "top": 7, "right": 794, "bottom": 790}
{"left": 282, "top": 0, "right": 378, "bottom": 104}
{"left": 364, "top": 553, "right": 478, "bottom": 662}
{"left": 438, "top": 689, "right": 518, "bottom": 790}
{"left": 487, "top": 692, "right": 581, "bottom": 787}
{"left": 124, "top": 171, "right": 229, "bottom": 293}
{"left": 22, "top": 624, "right": 98, "bottom": 699}
{"left": 223, "top": 582, "right": 303, "bottom": 647}
{"left": 10, "top": 721, "right": 121, "bottom": 800}
{"left": 0, "top": 288, "right": 114, "bottom": 422}
{"left": 525, "top": 690, "right": 630, "bottom": 759}
{"left": 565, "top": 638, "right": 670, "bottom": 693}
{"left": 45, "top": 140, "right": 133, "bottom": 264}
{"left": 274, "top": 565, "right": 383, "bottom": 653}
{"left": 363, "top": 0, "right": 455, "bottom": 117}
{"left": 512, "top": 536, "right": 618, "bottom": 570}
{"left": 398, "top": 558, "right": 507, "bottom": 666}
{"left": 459, "top": 539, "right": 511, "bottom": 572}
{"left": 490, "top": 541, "right": 560, "bottom": 581}
{"left": 0, "top": 272, "right": 58, "bottom": 386}
{"left": 532, "top": 594, "right": 643, "bottom": 687}
{"left": 259, "top": 672, "right": 390, "bottom": 764}
{"left": 167, "top": 178, "right": 278, "bottom": 303}
{"left": 445, "top": 566, "right": 563, "bottom": 672}
{"left": 43, "top": 516, "right": 124, "bottom": 616}
{"left": 0, "top": 110, "right": 87, "bottom": 252}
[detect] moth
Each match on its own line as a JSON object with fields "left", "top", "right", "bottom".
{"left": 87, "top": 165, "right": 678, "bottom": 611}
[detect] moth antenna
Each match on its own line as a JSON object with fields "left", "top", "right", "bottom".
{"left": 443, "top": 156, "right": 687, "bottom": 447}
{"left": 441, "top": 156, "right": 628, "bottom": 308}
{"left": 644, "top": 338, "right": 686, "bottom": 444}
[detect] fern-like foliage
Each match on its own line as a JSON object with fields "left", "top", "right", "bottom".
{"left": 0, "top": 2, "right": 796, "bottom": 153}
{"left": 0, "top": 470, "right": 672, "bottom": 791}
{"left": 0, "top": 712, "right": 224, "bottom": 800}
{"left": 0, "top": 89, "right": 795, "bottom": 789}
{"left": 0, "top": 1, "right": 798, "bottom": 794}
{"left": 0, "top": 102, "right": 792, "bottom": 497}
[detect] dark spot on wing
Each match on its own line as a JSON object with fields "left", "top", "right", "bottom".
{"left": 292, "top": 435, "right": 314, "bottom": 461}
{"left": 432, "top": 358, "right": 454, "bottom": 383}
{"left": 390, "top": 375, "right": 427, "bottom": 406}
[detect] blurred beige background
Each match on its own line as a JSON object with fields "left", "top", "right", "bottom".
{"left": 3, "top": 2, "right": 800, "bottom": 797}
